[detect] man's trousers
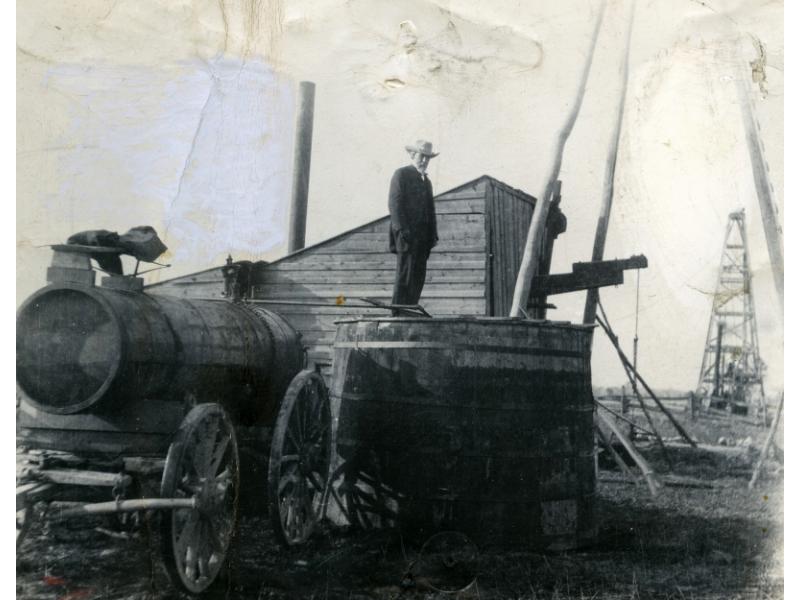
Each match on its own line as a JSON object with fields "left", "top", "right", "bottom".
{"left": 391, "top": 247, "right": 430, "bottom": 306}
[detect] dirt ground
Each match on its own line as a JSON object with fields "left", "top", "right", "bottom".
{"left": 17, "top": 409, "right": 783, "bottom": 600}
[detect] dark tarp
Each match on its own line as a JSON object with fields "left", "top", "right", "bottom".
{"left": 67, "top": 226, "right": 168, "bottom": 275}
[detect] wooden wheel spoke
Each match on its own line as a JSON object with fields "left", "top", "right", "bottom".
{"left": 208, "top": 512, "right": 233, "bottom": 546}
{"left": 278, "top": 470, "right": 302, "bottom": 496}
{"left": 178, "top": 473, "right": 199, "bottom": 496}
{"left": 195, "top": 422, "right": 215, "bottom": 474}
{"left": 215, "top": 466, "right": 231, "bottom": 483}
{"left": 311, "top": 392, "right": 326, "bottom": 428}
{"left": 303, "top": 386, "right": 319, "bottom": 435}
{"left": 281, "top": 490, "right": 312, "bottom": 539}
{"left": 292, "top": 395, "right": 307, "bottom": 441}
{"left": 176, "top": 510, "right": 201, "bottom": 560}
{"left": 184, "top": 543, "right": 198, "bottom": 582}
{"left": 305, "top": 417, "right": 330, "bottom": 445}
{"left": 280, "top": 496, "right": 305, "bottom": 539}
{"left": 281, "top": 454, "right": 300, "bottom": 465}
{"left": 201, "top": 517, "right": 222, "bottom": 554}
{"left": 208, "top": 434, "right": 231, "bottom": 476}
{"left": 285, "top": 426, "right": 302, "bottom": 454}
{"left": 191, "top": 446, "right": 210, "bottom": 481}
{"left": 307, "top": 469, "right": 326, "bottom": 493}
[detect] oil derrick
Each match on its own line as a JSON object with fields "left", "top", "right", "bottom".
{"left": 696, "top": 209, "right": 766, "bottom": 418}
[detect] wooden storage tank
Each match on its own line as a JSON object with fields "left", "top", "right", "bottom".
{"left": 331, "top": 317, "right": 596, "bottom": 549}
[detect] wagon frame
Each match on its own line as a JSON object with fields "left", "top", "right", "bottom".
{"left": 16, "top": 366, "right": 334, "bottom": 595}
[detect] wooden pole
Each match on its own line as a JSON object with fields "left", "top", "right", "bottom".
{"left": 597, "top": 297, "right": 672, "bottom": 467}
{"left": 583, "top": 0, "right": 637, "bottom": 325}
{"left": 288, "top": 81, "right": 316, "bottom": 252}
{"left": 734, "top": 48, "right": 783, "bottom": 310}
{"left": 621, "top": 357, "right": 672, "bottom": 469}
{"left": 748, "top": 392, "right": 783, "bottom": 489}
{"left": 595, "top": 424, "right": 639, "bottom": 484}
{"left": 509, "top": 0, "right": 608, "bottom": 316}
{"left": 595, "top": 312, "right": 697, "bottom": 447}
{"left": 597, "top": 412, "right": 660, "bottom": 497}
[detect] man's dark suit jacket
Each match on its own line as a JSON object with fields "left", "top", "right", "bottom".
{"left": 388, "top": 164, "right": 438, "bottom": 254}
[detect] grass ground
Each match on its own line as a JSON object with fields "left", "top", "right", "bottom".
{"left": 16, "top": 408, "right": 783, "bottom": 599}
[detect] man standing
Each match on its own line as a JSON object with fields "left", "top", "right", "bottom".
{"left": 388, "top": 139, "right": 439, "bottom": 312}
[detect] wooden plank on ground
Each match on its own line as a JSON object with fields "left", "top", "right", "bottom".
{"left": 17, "top": 482, "right": 55, "bottom": 511}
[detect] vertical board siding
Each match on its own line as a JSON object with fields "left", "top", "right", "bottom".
{"left": 487, "top": 180, "right": 536, "bottom": 316}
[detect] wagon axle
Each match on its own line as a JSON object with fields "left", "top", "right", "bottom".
{"left": 54, "top": 497, "right": 198, "bottom": 519}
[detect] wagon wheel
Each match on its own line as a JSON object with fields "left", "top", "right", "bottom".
{"left": 269, "top": 369, "right": 333, "bottom": 546}
{"left": 409, "top": 531, "right": 479, "bottom": 593}
{"left": 161, "top": 403, "right": 239, "bottom": 594}
{"left": 338, "top": 458, "right": 400, "bottom": 530}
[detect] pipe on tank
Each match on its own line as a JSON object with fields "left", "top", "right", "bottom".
{"left": 287, "top": 81, "right": 316, "bottom": 253}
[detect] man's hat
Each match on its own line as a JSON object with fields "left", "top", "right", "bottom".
{"left": 405, "top": 139, "right": 439, "bottom": 158}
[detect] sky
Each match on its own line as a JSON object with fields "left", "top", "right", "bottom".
{"left": 16, "top": 0, "right": 784, "bottom": 393}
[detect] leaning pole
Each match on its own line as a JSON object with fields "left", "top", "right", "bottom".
{"left": 583, "top": 0, "right": 637, "bottom": 326}
{"left": 734, "top": 43, "right": 784, "bottom": 310}
{"left": 510, "top": 0, "right": 608, "bottom": 316}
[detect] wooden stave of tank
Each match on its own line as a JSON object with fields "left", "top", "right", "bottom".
{"left": 331, "top": 316, "right": 597, "bottom": 549}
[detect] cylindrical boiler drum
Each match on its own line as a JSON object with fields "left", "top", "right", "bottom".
{"left": 332, "top": 317, "right": 596, "bottom": 549}
{"left": 16, "top": 284, "right": 303, "bottom": 425}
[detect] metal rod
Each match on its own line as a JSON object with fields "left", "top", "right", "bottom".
{"left": 52, "top": 497, "right": 197, "bottom": 519}
{"left": 510, "top": 0, "right": 608, "bottom": 316}
{"left": 714, "top": 321, "right": 724, "bottom": 396}
{"left": 288, "top": 81, "right": 316, "bottom": 253}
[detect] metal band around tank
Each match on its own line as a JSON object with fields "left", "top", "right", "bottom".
{"left": 333, "top": 340, "right": 585, "bottom": 359}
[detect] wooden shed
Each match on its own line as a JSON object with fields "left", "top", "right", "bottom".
{"left": 148, "top": 175, "right": 566, "bottom": 374}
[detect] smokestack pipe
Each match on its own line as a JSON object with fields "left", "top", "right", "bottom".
{"left": 288, "top": 81, "right": 316, "bottom": 252}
